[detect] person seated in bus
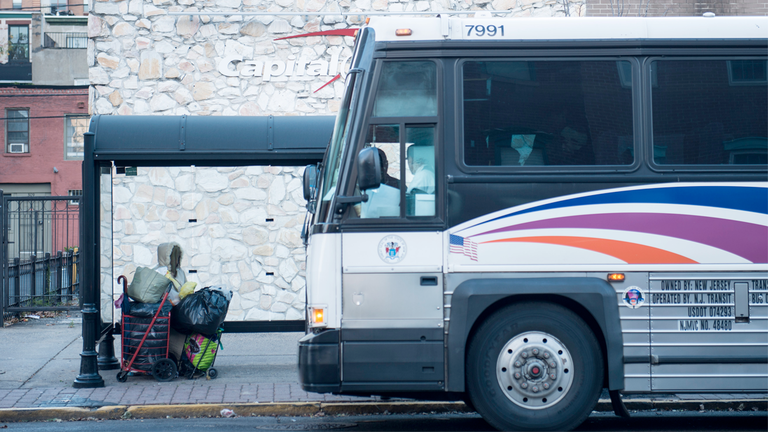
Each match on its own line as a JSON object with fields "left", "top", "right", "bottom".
{"left": 548, "top": 126, "right": 594, "bottom": 165}
{"left": 378, "top": 148, "right": 400, "bottom": 189}
{"left": 359, "top": 149, "right": 401, "bottom": 218}
{"left": 406, "top": 145, "right": 435, "bottom": 194}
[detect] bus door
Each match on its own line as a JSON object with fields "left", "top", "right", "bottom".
{"left": 339, "top": 122, "right": 444, "bottom": 391}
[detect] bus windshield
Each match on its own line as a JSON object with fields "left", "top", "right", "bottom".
{"left": 320, "top": 73, "right": 358, "bottom": 208}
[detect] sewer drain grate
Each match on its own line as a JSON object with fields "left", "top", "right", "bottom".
{"left": 254, "top": 422, "right": 357, "bottom": 430}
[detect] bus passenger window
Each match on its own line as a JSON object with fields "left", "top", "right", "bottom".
{"left": 462, "top": 60, "right": 634, "bottom": 167}
{"left": 405, "top": 126, "right": 435, "bottom": 217}
{"left": 372, "top": 61, "right": 437, "bottom": 117}
{"left": 359, "top": 125, "right": 401, "bottom": 219}
{"left": 651, "top": 59, "right": 767, "bottom": 165}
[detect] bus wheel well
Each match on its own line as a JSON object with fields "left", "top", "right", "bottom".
{"left": 466, "top": 294, "right": 610, "bottom": 389}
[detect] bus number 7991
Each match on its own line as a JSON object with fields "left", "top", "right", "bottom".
{"left": 466, "top": 24, "right": 504, "bottom": 37}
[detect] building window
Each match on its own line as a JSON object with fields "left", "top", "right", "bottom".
{"left": 65, "top": 115, "right": 89, "bottom": 160}
{"left": 12, "top": 0, "right": 21, "bottom": 9}
{"left": 6, "top": 109, "right": 29, "bottom": 154}
{"left": 51, "top": 0, "right": 69, "bottom": 15}
{"left": 8, "top": 25, "right": 29, "bottom": 62}
{"left": 68, "top": 189, "right": 82, "bottom": 205}
{"left": 728, "top": 60, "right": 768, "bottom": 86}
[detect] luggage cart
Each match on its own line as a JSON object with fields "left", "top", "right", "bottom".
{"left": 116, "top": 275, "right": 177, "bottom": 382}
{"left": 181, "top": 328, "right": 223, "bottom": 379}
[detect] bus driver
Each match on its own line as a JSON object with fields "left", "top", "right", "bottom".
{"left": 406, "top": 145, "right": 435, "bottom": 194}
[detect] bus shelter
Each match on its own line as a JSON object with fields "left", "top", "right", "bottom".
{"left": 74, "top": 114, "right": 334, "bottom": 388}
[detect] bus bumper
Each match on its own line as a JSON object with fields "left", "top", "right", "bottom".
{"left": 298, "top": 329, "right": 341, "bottom": 393}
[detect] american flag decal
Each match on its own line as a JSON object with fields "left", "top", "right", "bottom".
{"left": 450, "top": 234, "right": 478, "bottom": 261}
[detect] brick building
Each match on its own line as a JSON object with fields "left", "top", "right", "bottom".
{"left": 587, "top": 0, "right": 768, "bottom": 16}
{"left": 0, "top": 6, "right": 88, "bottom": 199}
{"left": 0, "top": 86, "right": 87, "bottom": 197}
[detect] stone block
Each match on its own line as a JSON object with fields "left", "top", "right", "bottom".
{"left": 154, "top": 16, "right": 176, "bottom": 32}
{"left": 176, "top": 15, "right": 200, "bottom": 38}
{"left": 109, "top": 90, "right": 123, "bottom": 106}
{"left": 88, "top": 15, "right": 103, "bottom": 38}
{"left": 138, "top": 50, "right": 163, "bottom": 79}
{"left": 150, "top": 93, "right": 176, "bottom": 111}
{"left": 192, "top": 81, "right": 216, "bottom": 101}
{"left": 113, "top": 22, "right": 136, "bottom": 37}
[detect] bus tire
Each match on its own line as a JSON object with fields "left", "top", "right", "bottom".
{"left": 466, "top": 302, "right": 603, "bottom": 431}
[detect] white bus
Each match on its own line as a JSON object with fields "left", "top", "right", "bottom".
{"left": 298, "top": 15, "right": 768, "bottom": 431}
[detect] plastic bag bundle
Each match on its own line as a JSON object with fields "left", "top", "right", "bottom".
{"left": 179, "top": 281, "right": 197, "bottom": 300}
{"left": 171, "top": 286, "right": 231, "bottom": 336}
{"left": 127, "top": 267, "right": 172, "bottom": 304}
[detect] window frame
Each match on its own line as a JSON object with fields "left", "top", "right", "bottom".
{"left": 68, "top": 189, "right": 82, "bottom": 206}
{"left": 457, "top": 56, "right": 642, "bottom": 175}
{"left": 6, "top": 108, "right": 29, "bottom": 154}
{"left": 646, "top": 56, "right": 768, "bottom": 172}
{"left": 727, "top": 59, "right": 768, "bottom": 86}
{"left": 64, "top": 114, "right": 89, "bottom": 160}
{"left": 8, "top": 25, "right": 29, "bottom": 62}
{"left": 340, "top": 58, "right": 444, "bottom": 229}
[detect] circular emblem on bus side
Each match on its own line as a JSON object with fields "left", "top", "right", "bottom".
{"left": 378, "top": 235, "right": 407, "bottom": 264}
{"left": 622, "top": 286, "right": 646, "bottom": 309}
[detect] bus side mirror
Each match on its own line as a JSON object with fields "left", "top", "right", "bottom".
{"left": 303, "top": 164, "right": 319, "bottom": 201}
{"left": 357, "top": 147, "right": 381, "bottom": 191}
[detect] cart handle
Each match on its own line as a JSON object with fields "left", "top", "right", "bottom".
{"left": 117, "top": 275, "right": 128, "bottom": 295}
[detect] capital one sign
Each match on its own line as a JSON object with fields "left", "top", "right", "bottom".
{"left": 217, "top": 52, "right": 353, "bottom": 81}
{"left": 217, "top": 29, "right": 357, "bottom": 82}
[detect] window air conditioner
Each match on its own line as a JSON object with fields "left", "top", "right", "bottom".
{"left": 9, "top": 143, "right": 27, "bottom": 153}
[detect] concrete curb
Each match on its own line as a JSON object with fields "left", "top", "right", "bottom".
{"left": 0, "top": 399, "right": 765, "bottom": 423}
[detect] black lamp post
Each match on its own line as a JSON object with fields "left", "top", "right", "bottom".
{"left": 73, "top": 131, "right": 104, "bottom": 388}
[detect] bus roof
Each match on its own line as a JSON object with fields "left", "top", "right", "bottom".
{"left": 366, "top": 16, "right": 768, "bottom": 42}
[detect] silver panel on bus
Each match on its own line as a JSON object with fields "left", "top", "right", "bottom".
{"left": 649, "top": 273, "right": 768, "bottom": 392}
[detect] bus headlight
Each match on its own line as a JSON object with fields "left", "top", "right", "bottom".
{"left": 308, "top": 305, "right": 327, "bottom": 328}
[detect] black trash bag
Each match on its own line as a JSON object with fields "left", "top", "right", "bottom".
{"left": 126, "top": 299, "right": 172, "bottom": 318}
{"left": 170, "top": 287, "right": 230, "bottom": 336}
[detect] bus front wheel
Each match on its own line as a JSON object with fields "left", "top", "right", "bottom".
{"left": 466, "top": 302, "right": 603, "bottom": 431}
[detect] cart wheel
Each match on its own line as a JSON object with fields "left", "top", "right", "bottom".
{"left": 116, "top": 371, "right": 128, "bottom": 383}
{"left": 152, "top": 359, "right": 177, "bottom": 382}
{"left": 207, "top": 368, "right": 218, "bottom": 379}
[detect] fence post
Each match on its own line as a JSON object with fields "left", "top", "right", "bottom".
{"left": 30, "top": 255, "right": 37, "bottom": 306}
{"left": 1, "top": 190, "right": 4, "bottom": 322}
{"left": 56, "top": 251, "right": 63, "bottom": 303}
{"left": 44, "top": 252, "right": 51, "bottom": 305}
{"left": 13, "top": 258, "right": 20, "bottom": 309}
{"left": 64, "top": 250, "right": 72, "bottom": 303}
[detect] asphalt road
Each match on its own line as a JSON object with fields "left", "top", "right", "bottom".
{"left": 2, "top": 410, "right": 766, "bottom": 432}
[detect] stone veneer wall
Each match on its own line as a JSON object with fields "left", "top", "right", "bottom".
{"left": 90, "top": 0, "right": 581, "bottom": 323}
{"left": 106, "top": 166, "right": 307, "bottom": 322}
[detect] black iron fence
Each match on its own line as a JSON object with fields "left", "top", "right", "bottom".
{"left": 43, "top": 32, "right": 88, "bottom": 49}
{"left": 5, "top": 251, "right": 80, "bottom": 312}
{"left": 2, "top": 196, "right": 81, "bottom": 321}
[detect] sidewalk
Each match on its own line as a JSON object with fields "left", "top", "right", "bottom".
{"left": 1, "top": 313, "right": 766, "bottom": 422}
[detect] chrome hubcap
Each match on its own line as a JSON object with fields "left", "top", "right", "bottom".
{"left": 496, "top": 331, "right": 573, "bottom": 409}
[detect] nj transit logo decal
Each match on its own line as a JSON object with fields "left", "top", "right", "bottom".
{"left": 623, "top": 286, "right": 646, "bottom": 309}
{"left": 378, "top": 235, "right": 407, "bottom": 264}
